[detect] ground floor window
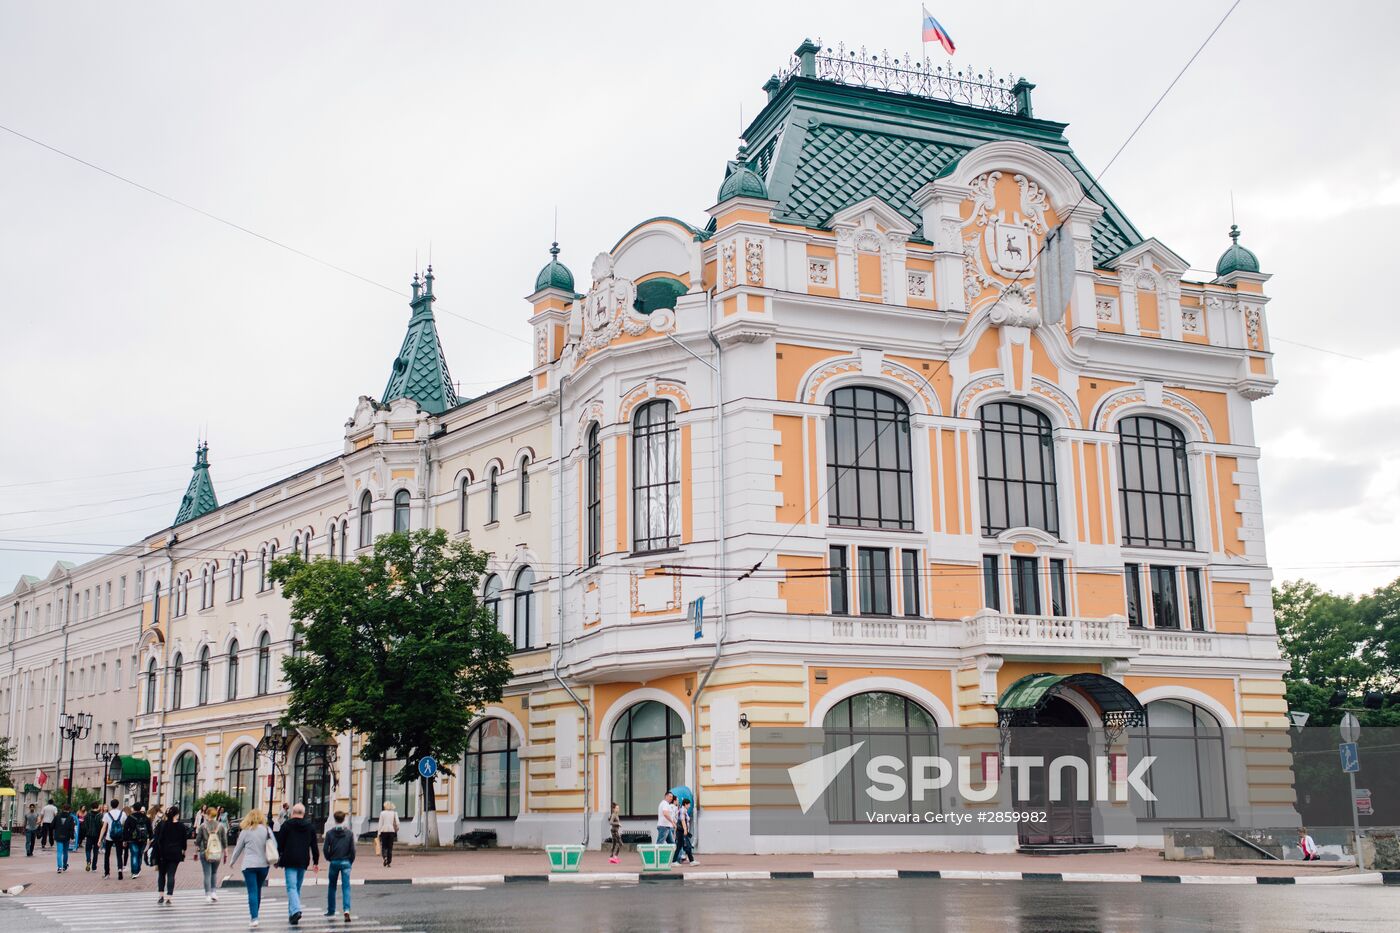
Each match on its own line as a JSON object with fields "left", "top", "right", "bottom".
{"left": 228, "top": 745, "right": 258, "bottom": 817}
{"left": 1130, "top": 699, "right": 1229, "bottom": 820}
{"left": 171, "top": 751, "right": 198, "bottom": 817}
{"left": 292, "top": 746, "right": 332, "bottom": 825}
{"left": 611, "top": 701, "right": 684, "bottom": 819}
{"left": 463, "top": 719, "right": 519, "bottom": 819}
{"left": 823, "top": 692, "right": 938, "bottom": 822}
{"left": 369, "top": 753, "right": 414, "bottom": 819}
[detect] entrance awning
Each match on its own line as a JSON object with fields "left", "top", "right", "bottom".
{"left": 996, "top": 672, "right": 1146, "bottom": 734}
{"left": 108, "top": 755, "right": 151, "bottom": 784}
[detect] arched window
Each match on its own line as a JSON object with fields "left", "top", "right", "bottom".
{"left": 256, "top": 632, "right": 271, "bottom": 696}
{"left": 152, "top": 580, "right": 161, "bottom": 624}
{"left": 518, "top": 457, "right": 531, "bottom": 515}
{"left": 1131, "top": 699, "right": 1228, "bottom": 820}
{"left": 328, "top": 523, "right": 337, "bottom": 561}
{"left": 822, "top": 692, "right": 939, "bottom": 821}
{"left": 826, "top": 387, "right": 914, "bottom": 530}
{"left": 393, "top": 490, "right": 411, "bottom": 533}
{"left": 302, "top": 530, "right": 311, "bottom": 560}
{"left": 200, "top": 565, "right": 212, "bottom": 609}
{"left": 483, "top": 575, "right": 501, "bottom": 629}
{"left": 586, "top": 424, "right": 602, "bottom": 566}
{"left": 487, "top": 467, "right": 500, "bottom": 523}
{"left": 1118, "top": 416, "right": 1195, "bottom": 550}
{"left": 170, "top": 652, "right": 184, "bottom": 710}
{"left": 632, "top": 400, "right": 679, "bottom": 551}
{"left": 359, "top": 492, "right": 373, "bottom": 548}
{"left": 512, "top": 567, "right": 535, "bottom": 650}
{"left": 226, "top": 640, "right": 240, "bottom": 700}
{"left": 977, "top": 402, "right": 1059, "bottom": 536}
{"left": 228, "top": 745, "right": 257, "bottom": 818}
{"left": 229, "top": 555, "right": 238, "bottom": 602}
{"left": 258, "top": 546, "right": 269, "bottom": 592}
{"left": 610, "top": 701, "right": 684, "bottom": 818}
{"left": 293, "top": 745, "right": 332, "bottom": 826}
{"left": 369, "top": 753, "right": 414, "bottom": 819}
{"left": 340, "top": 520, "right": 349, "bottom": 561}
{"left": 144, "top": 658, "right": 157, "bottom": 714}
{"left": 171, "top": 751, "right": 198, "bottom": 817}
{"left": 459, "top": 477, "right": 471, "bottom": 532}
{"left": 464, "top": 719, "right": 519, "bottom": 819}
{"left": 197, "top": 646, "right": 210, "bottom": 705}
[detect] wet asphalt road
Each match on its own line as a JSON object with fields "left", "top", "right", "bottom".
{"left": 2, "top": 878, "right": 1396, "bottom": 932}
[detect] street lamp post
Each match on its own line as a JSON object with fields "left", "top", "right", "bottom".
{"left": 94, "top": 743, "right": 120, "bottom": 805}
{"left": 56, "top": 712, "right": 93, "bottom": 805}
{"left": 256, "top": 722, "right": 291, "bottom": 821}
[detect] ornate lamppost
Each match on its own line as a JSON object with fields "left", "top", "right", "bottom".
{"left": 94, "top": 742, "right": 120, "bottom": 805}
{"left": 56, "top": 712, "right": 92, "bottom": 804}
{"left": 256, "top": 722, "right": 291, "bottom": 820}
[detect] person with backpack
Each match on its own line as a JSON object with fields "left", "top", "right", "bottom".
{"left": 80, "top": 804, "right": 103, "bottom": 871}
{"left": 152, "top": 806, "right": 191, "bottom": 905}
{"left": 322, "top": 810, "right": 355, "bottom": 922}
{"left": 126, "top": 803, "right": 151, "bottom": 877}
{"left": 98, "top": 798, "right": 128, "bottom": 879}
{"left": 274, "top": 803, "right": 320, "bottom": 926}
{"left": 52, "top": 804, "right": 76, "bottom": 872}
{"left": 226, "top": 807, "right": 275, "bottom": 930}
{"left": 196, "top": 805, "right": 228, "bottom": 902}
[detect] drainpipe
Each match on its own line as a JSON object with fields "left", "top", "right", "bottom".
{"left": 56, "top": 579, "right": 71, "bottom": 797}
{"left": 550, "top": 367, "right": 591, "bottom": 846}
{"left": 157, "top": 538, "right": 175, "bottom": 806}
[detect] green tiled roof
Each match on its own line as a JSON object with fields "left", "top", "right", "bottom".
{"left": 174, "top": 442, "right": 219, "bottom": 525}
{"left": 1215, "top": 224, "right": 1260, "bottom": 276}
{"left": 381, "top": 268, "right": 458, "bottom": 415}
{"left": 739, "top": 76, "right": 1143, "bottom": 265}
{"left": 534, "top": 242, "right": 575, "bottom": 293}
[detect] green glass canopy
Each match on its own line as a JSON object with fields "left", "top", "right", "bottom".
{"left": 996, "top": 672, "right": 1145, "bottom": 731}
{"left": 108, "top": 755, "right": 151, "bottom": 784}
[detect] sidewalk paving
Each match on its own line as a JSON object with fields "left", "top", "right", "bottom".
{"left": 3, "top": 842, "right": 1364, "bottom": 898}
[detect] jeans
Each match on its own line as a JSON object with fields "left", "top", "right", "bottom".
{"left": 378, "top": 832, "right": 395, "bottom": 866}
{"left": 242, "top": 867, "right": 269, "bottom": 920}
{"left": 103, "top": 840, "right": 126, "bottom": 875}
{"left": 157, "top": 859, "right": 180, "bottom": 896}
{"left": 326, "top": 860, "right": 352, "bottom": 914}
{"left": 655, "top": 826, "right": 674, "bottom": 845}
{"left": 674, "top": 829, "right": 694, "bottom": 863}
{"left": 129, "top": 841, "right": 146, "bottom": 876}
{"left": 84, "top": 836, "right": 99, "bottom": 869}
{"left": 25, "top": 828, "right": 36, "bottom": 856}
{"left": 284, "top": 866, "right": 306, "bottom": 917}
{"left": 55, "top": 840, "right": 70, "bottom": 870}
{"left": 201, "top": 857, "right": 220, "bottom": 894}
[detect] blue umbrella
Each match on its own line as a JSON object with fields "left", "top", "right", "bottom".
{"left": 668, "top": 785, "right": 693, "bottom": 803}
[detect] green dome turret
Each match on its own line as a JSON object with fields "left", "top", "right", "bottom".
{"left": 534, "top": 242, "right": 574, "bottom": 293}
{"left": 1214, "top": 224, "right": 1260, "bottom": 277}
{"left": 717, "top": 145, "right": 768, "bottom": 201}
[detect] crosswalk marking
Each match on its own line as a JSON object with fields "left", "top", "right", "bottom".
{"left": 14, "top": 892, "right": 425, "bottom": 933}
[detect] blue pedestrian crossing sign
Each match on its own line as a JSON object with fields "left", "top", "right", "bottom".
{"left": 1339, "top": 742, "right": 1360, "bottom": 774}
{"left": 418, "top": 756, "right": 439, "bottom": 778}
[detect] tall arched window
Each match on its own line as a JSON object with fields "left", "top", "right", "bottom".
{"left": 977, "top": 402, "right": 1059, "bottom": 536}
{"left": 152, "top": 580, "right": 162, "bottom": 624}
{"left": 144, "top": 658, "right": 157, "bottom": 714}
{"left": 464, "top": 719, "right": 519, "bottom": 819}
{"left": 170, "top": 652, "right": 184, "bottom": 710}
{"left": 610, "top": 701, "right": 684, "bottom": 818}
{"left": 512, "top": 567, "right": 535, "bottom": 650}
{"left": 487, "top": 467, "right": 500, "bottom": 523}
{"left": 171, "top": 752, "right": 198, "bottom": 817}
{"left": 229, "top": 554, "right": 238, "bottom": 602}
{"left": 328, "top": 523, "right": 337, "bottom": 561}
{"left": 822, "top": 692, "right": 939, "bottom": 821}
{"left": 293, "top": 745, "right": 332, "bottom": 826}
{"left": 632, "top": 400, "right": 680, "bottom": 551}
{"left": 393, "top": 489, "right": 411, "bottom": 533}
{"left": 483, "top": 575, "right": 501, "bottom": 630}
{"left": 1131, "top": 699, "right": 1228, "bottom": 820}
{"left": 302, "top": 530, "right": 311, "bottom": 560}
{"left": 586, "top": 424, "right": 602, "bottom": 566}
{"left": 826, "top": 387, "right": 914, "bottom": 530}
{"left": 518, "top": 457, "right": 531, "bottom": 514}
{"left": 197, "top": 646, "right": 210, "bottom": 705}
{"left": 358, "top": 492, "right": 373, "bottom": 548}
{"left": 200, "top": 565, "right": 212, "bottom": 609}
{"left": 459, "top": 477, "right": 471, "bottom": 532}
{"left": 226, "top": 640, "right": 240, "bottom": 700}
{"left": 258, "top": 546, "right": 269, "bottom": 592}
{"left": 256, "top": 632, "right": 271, "bottom": 696}
{"left": 1118, "top": 416, "right": 1195, "bottom": 550}
{"left": 228, "top": 745, "right": 257, "bottom": 818}
{"left": 340, "top": 520, "right": 349, "bottom": 561}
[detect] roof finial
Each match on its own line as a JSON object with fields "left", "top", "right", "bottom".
{"left": 424, "top": 263, "right": 434, "bottom": 298}
{"left": 549, "top": 241, "right": 561, "bottom": 259}
{"left": 411, "top": 271, "right": 422, "bottom": 302}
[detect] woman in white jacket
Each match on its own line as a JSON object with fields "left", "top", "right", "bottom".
{"left": 377, "top": 801, "right": 400, "bottom": 868}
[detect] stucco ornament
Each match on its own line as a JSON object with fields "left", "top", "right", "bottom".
{"left": 579, "top": 252, "right": 643, "bottom": 352}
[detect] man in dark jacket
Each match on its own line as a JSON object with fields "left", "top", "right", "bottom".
{"left": 52, "top": 805, "right": 76, "bottom": 873}
{"left": 275, "top": 804, "right": 320, "bottom": 925}
{"left": 321, "top": 810, "right": 356, "bottom": 921}
{"left": 152, "top": 807, "right": 191, "bottom": 904}
{"left": 125, "top": 804, "right": 151, "bottom": 878}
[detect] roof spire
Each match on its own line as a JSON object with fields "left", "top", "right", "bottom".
{"left": 382, "top": 267, "right": 458, "bottom": 414}
{"left": 174, "top": 441, "right": 219, "bottom": 525}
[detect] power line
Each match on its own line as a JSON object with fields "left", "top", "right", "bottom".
{"left": 0, "top": 439, "right": 341, "bottom": 490}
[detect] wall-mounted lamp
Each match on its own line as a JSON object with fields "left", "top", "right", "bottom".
{"left": 738, "top": 713, "right": 750, "bottom": 730}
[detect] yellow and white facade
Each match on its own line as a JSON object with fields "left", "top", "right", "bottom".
{"left": 2, "top": 42, "right": 1291, "bottom": 852}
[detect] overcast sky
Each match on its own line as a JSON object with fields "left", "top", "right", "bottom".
{"left": 2, "top": 1, "right": 1396, "bottom": 597}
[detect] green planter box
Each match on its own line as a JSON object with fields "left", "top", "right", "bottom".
{"left": 637, "top": 843, "right": 674, "bottom": 872}
{"left": 546, "top": 844, "right": 585, "bottom": 873}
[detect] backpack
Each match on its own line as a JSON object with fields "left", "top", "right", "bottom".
{"left": 108, "top": 812, "right": 124, "bottom": 841}
{"left": 204, "top": 826, "right": 223, "bottom": 862}
{"left": 129, "top": 814, "right": 149, "bottom": 843}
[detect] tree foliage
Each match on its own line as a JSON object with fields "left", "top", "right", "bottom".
{"left": 1274, "top": 576, "right": 1400, "bottom": 727}
{"left": 269, "top": 529, "right": 514, "bottom": 788}
{"left": 0, "top": 736, "right": 14, "bottom": 789}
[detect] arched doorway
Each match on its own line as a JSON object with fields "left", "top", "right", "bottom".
{"left": 292, "top": 745, "right": 332, "bottom": 826}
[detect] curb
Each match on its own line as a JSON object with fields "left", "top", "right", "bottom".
{"left": 215, "top": 869, "right": 1391, "bottom": 888}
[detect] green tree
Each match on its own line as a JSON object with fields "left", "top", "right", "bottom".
{"left": 270, "top": 529, "right": 514, "bottom": 846}
{"left": 0, "top": 736, "right": 14, "bottom": 789}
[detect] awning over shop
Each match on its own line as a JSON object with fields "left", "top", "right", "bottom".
{"left": 996, "top": 672, "right": 1146, "bottom": 734}
{"left": 108, "top": 755, "right": 151, "bottom": 784}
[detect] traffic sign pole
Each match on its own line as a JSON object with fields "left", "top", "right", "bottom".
{"left": 1339, "top": 714, "right": 1365, "bottom": 870}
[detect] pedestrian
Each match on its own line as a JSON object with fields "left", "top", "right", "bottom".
{"left": 40, "top": 799, "right": 57, "bottom": 848}
{"left": 23, "top": 803, "right": 39, "bottom": 857}
{"left": 217, "top": 806, "right": 230, "bottom": 832}
{"left": 52, "top": 804, "right": 76, "bottom": 872}
{"left": 196, "top": 805, "right": 228, "bottom": 902}
{"left": 127, "top": 803, "right": 151, "bottom": 878}
{"left": 607, "top": 802, "right": 623, "bottom": 864}
{"left": 80, "top": 804, "right": 102, "bottom": 871}
{"left": 152, "top": 806, "right": 191, "bottom": 905}
{"left": 376, "top": 800, "right": 399, "bottom": 867}
{"left": 274, "top": 802, "right": 320, "bottom": 926}
{"left": 225, "top": 807, "right": 275, "bottom": 930}
{"left": 1298, "top": 827, "right": 1320, "bottom": 861}
{"left": 275, "top": 802, "right": 290, "bottom": 831}
{"left": 673, "top": 798, "right": 696, "bottom": 866}
{"left": 98, "top": 798, "right": 128, "bottom": 879}
{"left": 322, "top": 810, "right": 355, "bottom": 922}
{"left": 655, "top": 792, "right": 676, "bottom": 846}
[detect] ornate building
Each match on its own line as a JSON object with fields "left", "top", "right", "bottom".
{"left": 3, "top": 40, "right": 1288, "bottom": 852}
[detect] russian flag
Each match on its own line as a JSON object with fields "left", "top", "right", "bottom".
{"left": 922, "top": 6, "right": 956, "bottom": 55}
